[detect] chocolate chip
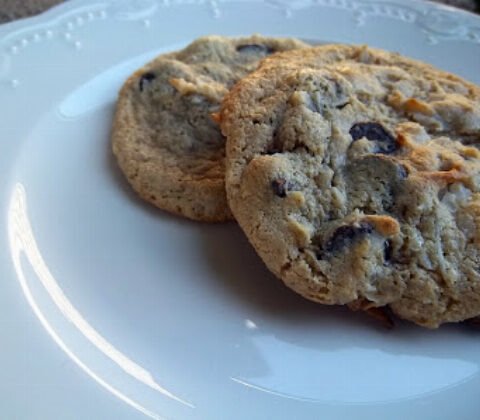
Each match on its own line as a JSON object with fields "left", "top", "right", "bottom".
{"left": 350, "top": 122, "right": 397, "bottom": 154}
{"left": 383, "top": 240, "right": 393, "bottom": 263}
{"left": 236, "top": 44, "right": 273, "bottom": 54}
{"left": 271, "top": 178, "right": 299, "bottom": 197}
{"left": 272, "top": 178, "right": 287, "bottom": 197}
{"left": 326, "top": 223, "right": 373, "bottom": 253}
{"left": 139, "top": 72, "right": 156, "bottom": 91}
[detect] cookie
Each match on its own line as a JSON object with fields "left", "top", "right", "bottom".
{"left": 220, "top": 44, "right": 480, "bottom": 328}
{"left": 111, "top": 34, "right": 308, "bottom": 222}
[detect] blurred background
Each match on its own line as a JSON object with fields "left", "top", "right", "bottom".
{"left": 0, "top": 0, "right": 479, "bottom": 23}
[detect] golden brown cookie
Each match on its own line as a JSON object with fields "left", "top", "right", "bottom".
{"left": 111, "top": 34, "right": 307, "bottom": 222}
{"left": 221, "top": 44, "right": 480, "bottom": 328}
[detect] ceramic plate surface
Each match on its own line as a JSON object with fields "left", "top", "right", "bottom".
{"left": 1, "top": 1, "right": 480, "bottom": 419}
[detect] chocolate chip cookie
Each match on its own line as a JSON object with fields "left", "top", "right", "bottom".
{"left": 220, "top": 44, "right": 480, "bottom": 328}
{"left": 111, "top": 35, "right": 308, "bottom": 222}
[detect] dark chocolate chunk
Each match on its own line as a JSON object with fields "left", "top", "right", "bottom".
{"left": 236, "top": 44, "right": 273, "bottom": 54}
{"left": 383, "top": 240, "right": 393, "bottom": 263}
{"left": 326, "top": 223, "right": 373, "bottom": 253}
{"left": 139, "top": 72, "right": 156, "bottom": 91}
{"left": 272, "top": 178, "right": 287, "bottom": 197}
{"left": 349, "top": 122, "right": 397, "bottom": 154}
{"left": 271, "top": 179, "right": 299, "bottom": 197}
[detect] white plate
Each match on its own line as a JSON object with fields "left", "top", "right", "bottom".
{"left": 1, "top": 1, "right": 480, "bottom": 419}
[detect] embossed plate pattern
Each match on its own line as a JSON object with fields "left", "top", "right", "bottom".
{"left": 1, "top": 1, "right": 480, "bottom": 419}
